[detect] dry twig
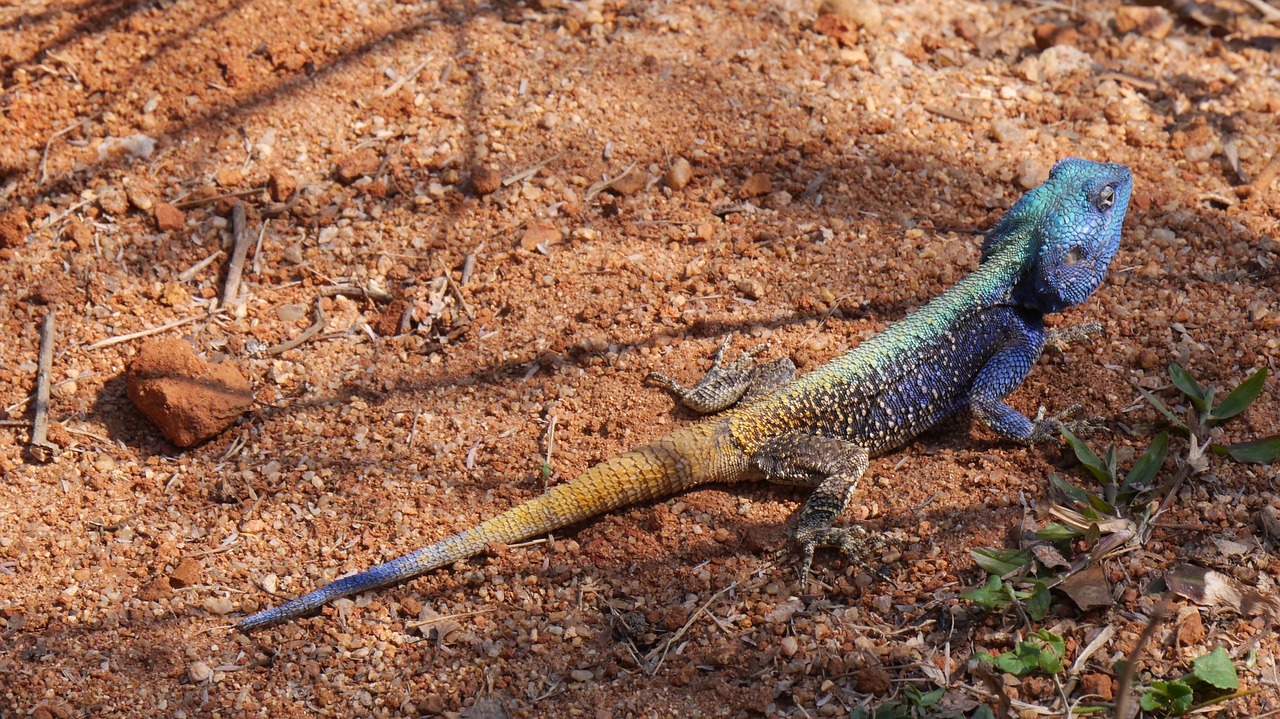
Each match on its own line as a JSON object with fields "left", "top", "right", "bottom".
{"left": 84, "top": 310, "right": 222, "bottom": 351}
{"left": 28, "top": 311, "right": 58, "bottom": 461}
{"left": 178, "top": 249, "right": 225, "bottom": 283}
{"left": 264, "top": 299, "right": 327, "bottom": 356}
{"left": 221, "top": 202, "right": 251, "bottom": 308}
{"left": 1251, "top": 152, "right": 1280, "bottom": 195}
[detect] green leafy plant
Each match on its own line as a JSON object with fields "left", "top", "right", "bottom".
{"left": 1138, "top": 647, "right": 1240, "bottom": 716}
{"left": 846, "top": 687, "right": 958, "bottom": 719}
{"left": 903, "top": 684, "right": 943, "bottom": 711}
{"left": 976, "top": 630, "right": 1065, "bottom": 677}
{"left": 1138, "top": 365, "right": 1279, "bottom": 464}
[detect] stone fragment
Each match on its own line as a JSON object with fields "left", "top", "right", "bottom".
{"left": 154, "top": 202, "right": 185, "bottom": 232}
{"left": 125, "top": 338, "right": 254, "bottom": 447}
{"left": 268, "top": 169, "right": 296, "bottom": 202}
{"left": 214, "top": 167, "right": 242, "bottom": 187}
{"left": 63, "top": 219, "right": 93, "bottom": 249}
{"left": 1081, "top": 673, "right": 1114, "bottom": 702}
{"left": 739, "top": 172, "right": 772, "bottom": 199}
{"left": 1016, "top": 158, "right": 1049, "bottom": 190}
{"left": 333, "top": 148, "right": 380, "bottom": 184}
{"left": 818, "top": 0, "right": 882, "bottom": 30}
{"left": 1033, "top": 23, "right": 1078, "bottom": 49}
{"left": 202, "top": 596, "right": 235, "bottom": 615}
{"left": 813, "top": 14, "right": 859, "bottom": 46}
{"left": 138, "top": 575, "right": 174, "bottom": 601}
{"left": 188, "top": 661, "right": 213, "bottom": 683}
{"left": 97, "top": 187, "right": 129, "bottom": 215}
{"left": 520, "top": 222, "right": 561, "bottom": 251}
{"left": 608, "top": 171, "right": 646, "bottom": 196}
{"left": 1114, "top": 6, "right": 1173, "bottom": 39}
{"left": 170, "top": 558, "right": 203, "bottom": 588}
{"left": 663, "top": 157, "right": 692, "bottom": 189}
{"left": 470, "top": 167, "right": 503, "bottom": 196}
{"left": 990, "top": 118, "right": 1026, "bottom": 145}
{"left": 0, "top": 206, "right": 30, "bottom": 248}
{"left": 1039, "top": 45, "right": 1092, "bottom": 81}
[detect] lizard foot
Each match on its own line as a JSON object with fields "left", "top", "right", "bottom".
{"left": 645, "top": 334, "right": 770, "bottom": 414}
{"left": 1044, "top": 322, "right": 1104, "bottom": 354}
{"left": 795, "top": 525, "right": 893, "bottom": 581}
{"left": 1029, "top": 405, "right": 1107, "bottom": 444}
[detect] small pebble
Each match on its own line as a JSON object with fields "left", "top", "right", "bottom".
{"left": 153, "top": 203, "right": 185, "bottom": 232}
{"left": 608, "top": 172, "right": 646, "bottom": 196}
{"left": 214, "top": 168, "right": 242, "bottom": 187}
{"left": 663, "top": 157, "right": 692, "bottom": 190}
{"left": 817, "top": 0, "right": 882, "bottom": 30}
{"left": 1016, "top": 158, "right": 1049, "bottom": 190}
{"left": 470, "top": 167, "right": 503, "bottom": 196}
{"left": 240, "top": 518, "right": 266, "bottom": 533}
{"left": 268, "top": 170, "right": 297, "bottom": 202}
{"left": 276, "top": 303, "right": 308, "bottom": 323}
{"left": 569, "top": 669, "right": 594, "bottom": 682}
{"left": 736, "top": 278, "right": 766, "bottom": 300}
{"left": 188, "top": 661, "right": 213, "bottom": 684}
{"left": 521, "top": 222, "right": 561, "bottom": 251}
{"left": 779, "top": 635, "right": 799, "bottom": 657}
{"left": 739, "top": 172, "right": 772, "bottom": 199}
{"left": 1114, "top": 6, "right": 1173, "bottom": 39}
{"left": 333, "top": 148, "right": 380, "bottom": 184}
{"left": 202, "top": 596, "right": 235, "bottom": 615}
{"left": 1032, "top": 23, "right": 1078, "bottom": 50}
{"left": 97, "top": 188, "right": 129, "bottom": 216}
{"left": 990, "top": 118, "right": 1026, "bottom": 145}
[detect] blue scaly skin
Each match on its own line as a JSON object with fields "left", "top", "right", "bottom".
{"left": 239, "top": 158, "right": 1132, "bottom": 632}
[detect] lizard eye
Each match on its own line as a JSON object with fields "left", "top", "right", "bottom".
{"left": 1095, "top": 184, "right": 1115, "bottom": 210}
{"left": 1064, "top": 246, "right": 1084, "bottom": 265}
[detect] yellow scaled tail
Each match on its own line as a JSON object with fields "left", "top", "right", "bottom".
{"left": 239, "top": 420, "right": 745, "bottom": 631}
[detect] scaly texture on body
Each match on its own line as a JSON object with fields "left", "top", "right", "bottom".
{"left": 239, "top": 158, "right": 1132, "bottom": 632}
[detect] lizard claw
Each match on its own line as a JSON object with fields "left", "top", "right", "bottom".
{"left": 1029, "top": 404, "right": 1106, "bottom": 443}
{"left": 795, "top": 525, "right": 894, "bottom": 582}
{"left": 1044, "top": 322, "right": 1104, "bottom": 354}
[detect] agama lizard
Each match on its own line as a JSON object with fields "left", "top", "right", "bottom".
{"left": 239, "top": 158, "right": 1132, "bottom": 632}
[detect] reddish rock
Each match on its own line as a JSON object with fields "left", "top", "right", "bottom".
{"left": 469, "top": 167, "right": 503, "bottom": 196}
{"left": 520, "top": 222, "right": 561, "bottom": 251}
{"left": 169, "top": 558, "right": 203, "bottom": 588}
{"left": 739, "top": 172, "right": 773, "bottom": 199}
{"left": 813, "top": 14, "right": 859, "bottom": 46}
{"left": 1081, "top": 672, "right": 1114, "bottom": 701}
{"left": 125, "top": 339, "right": 254, "bottom": 447}
{"left": 268, "top": 169, "right": 297, "bottom": 202}
{"left": 854, "top": 665, "right": 892, "bottom": 694}
{"left": 0, "top": 206, "right": 30, "bottom": 248}
{"left": 333, "top": 148, "right": 380, "bottom": 184}
{"left": 153, "top": 202, "right": 185, "bottom": 232}
{"left": 138, "top": 575, "right": 174, "bottom": 601}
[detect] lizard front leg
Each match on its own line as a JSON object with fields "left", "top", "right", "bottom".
{"left": 752, "top": 434, "right": 873, "bottom": 578}
{"left": 647, "top": 334, "right": 796, "bottom": 414}
{"left": 968, "top": 325, "right": 1100, "bottom": 444}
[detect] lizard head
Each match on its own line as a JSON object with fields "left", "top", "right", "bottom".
{"left": 983, "top": 158, "right": 1133, "bottom": 313}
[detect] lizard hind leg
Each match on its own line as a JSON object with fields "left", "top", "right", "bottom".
{"left": 752, "top": 434, "right": 879, "bottom": 580}
{"left": 646, "top": 333, "right": 795, "bottom": 414}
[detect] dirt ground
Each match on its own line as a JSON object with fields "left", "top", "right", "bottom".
{"left": 1, "top": 0, "right": 1279, "bottom": 716}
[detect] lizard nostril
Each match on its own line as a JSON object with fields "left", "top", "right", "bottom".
{"left": 1064, "top": 246, "right": 1084, "bottom": 265}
